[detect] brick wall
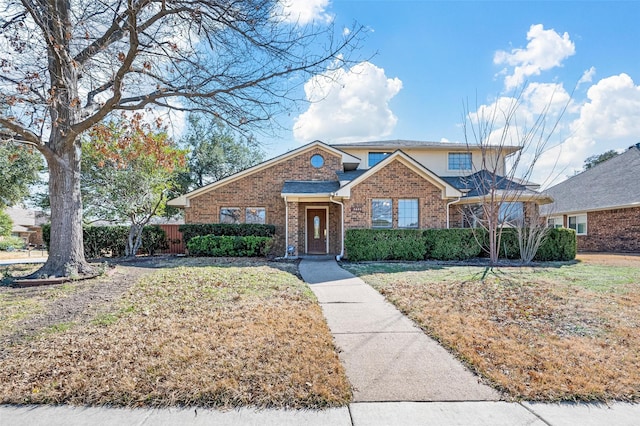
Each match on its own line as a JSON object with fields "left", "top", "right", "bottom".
{"left": 577, "top": 207, "right": 640, "bottom": 252}
{"left": 185, "top": 147, "right": 342, "bottom": 255}
{"left": 344, "top": 159, "right": 448, "bottom": 229}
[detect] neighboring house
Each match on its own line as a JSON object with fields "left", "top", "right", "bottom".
{"left": 541, "top": 143, "right": 640, "bottom": 252}
{"left": 168, "top": 140, "right": 551, "bottom": 257}
{"left": 5, "top": 207, "right": 48, "bottom": 246}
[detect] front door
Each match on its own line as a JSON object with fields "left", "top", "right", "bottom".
{"left": 306, "top": 209, "right": 327, "bottom": 254}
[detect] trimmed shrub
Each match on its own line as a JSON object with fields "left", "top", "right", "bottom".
{"left": 534, "top": 228, "right": 577, "bottom": 261}
{"left": 179, "top": 223, "right": 276, "bottom": 245}
{"left": 345, "top": 229, "right": 426, "bottom": 261}
{"left": 187, "top": 235, "right": 272, "bottom": 257}
{"left": 424, "top": 228, "right": 483, "bottom": 260}
{"left": 42, "top": 224, "right": 168, "bottom": 258}
{"left": 0, "top": 236, "right": 25, "bottom": 251}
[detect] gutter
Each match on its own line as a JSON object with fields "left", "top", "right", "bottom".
{"left": 446, "top": 197, "right": 462, "bottom": 229}
{"left": 330, "top": 196, "right": 345, "bottom": 261}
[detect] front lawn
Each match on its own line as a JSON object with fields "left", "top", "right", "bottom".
{"left": 0, "top": 258, "right": 351, "bottom": 408}
{"left": 343, "top": 259, "right": 640, "bottom": 402}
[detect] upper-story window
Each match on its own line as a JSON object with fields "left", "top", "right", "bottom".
{"left": 368, "top": 152, "right": 391, "bottom": 167}
{"left": 448, "top": 152, "right": 472, "bottom": 171}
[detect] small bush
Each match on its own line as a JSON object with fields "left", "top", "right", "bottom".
{"left": 534, "top": 228, "right": 577, "bottom": 261}
{"left": 0, "top": 210, "right": 13, "bottom": 237}
{"left": 424, "top": 228, "right": 483, "bottom": 260}
{"left": 187, "top": 235, "right": 272, "bottom": 257}
{"left": 0, "top": 236, "right": 25, "bottom": 251}
{"left": 345, "top": 229, "right": 426, "bottom": 261}
{"left": 179, "top": 223, "right": 276, "bottom": 245}
{"left": 42, "top": 224, "right": 168, "bottom": 258}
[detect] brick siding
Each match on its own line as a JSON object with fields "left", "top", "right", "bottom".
{"left": 343, "top": 159, "right": 449, "bottom": 229}
{"left": 185, "top": 147, "right": 342, "bottom": 255}
{"left": 577, "top": 207, "right": 640, "bottom": 252}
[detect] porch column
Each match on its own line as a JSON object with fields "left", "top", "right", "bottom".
{"left": 287, "top": 201, "right": 299, "bottom": 256}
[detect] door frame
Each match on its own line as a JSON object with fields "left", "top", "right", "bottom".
{"left": 304, "top": 206, "right": 329, "bottom": 254}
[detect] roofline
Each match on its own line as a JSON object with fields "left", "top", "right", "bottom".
{"left": 542, "top": 201, "right": 640, "bottom": 216}
{"left": 458, "top": 190, "right": 554, "bottom": 205}
{"left": 331, "top": 140, "right": 522, "bottom": 154}
{"left": 334, "top": 150, "right": 462, "bottom": 198}
{"left": 167, "top": 140, "right": 360, "bottom": 207}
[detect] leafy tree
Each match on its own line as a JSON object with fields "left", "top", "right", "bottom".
{"left": 0, "top": 143, "right": 42, "bottom": 209}
{"left": 82, "top": 115, "right": 187, "bottom": 257}
{"left": 181, "top": 114, "right": 264, "bottom": 189}
{"left": 583, "top": 149, "right": 619, "bottom": 171}
{"left": 0, "top": 210, "right": 13, "bottom": 237}
{"left": 0, "top": 1, "right": 362, "bottom": 277}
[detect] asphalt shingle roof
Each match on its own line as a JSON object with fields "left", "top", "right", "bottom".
{"left": 281, "top": 181, "right": 341, "bottom": 195}
{"left": 541, "top": 144, "right": 640, "bottom": 215}
{"left": 441, "top": 170, "right": 528, "bottom": 197}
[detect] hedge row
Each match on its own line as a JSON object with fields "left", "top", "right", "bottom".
{"left": 42, "top": 224, "right": 168, "bottom": 259}
{"left": 345, "top": 228, "right": 576, "bottom": 262}
{"left": 179, "top": 223, "right": 276, "bottom": 245}
{"left": 187, "top": 235, "right": 272, "bottom": 257}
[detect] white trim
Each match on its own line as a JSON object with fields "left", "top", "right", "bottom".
{"left": 304, "top": 206, "right": 329, "bottom": 254}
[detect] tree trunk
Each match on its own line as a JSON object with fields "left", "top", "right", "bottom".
{"left": 35, "top": 143, "right": 93, "bottom": 277}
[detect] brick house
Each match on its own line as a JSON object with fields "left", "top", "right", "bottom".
{"left": 168, "top": 140, "right": 551, "bottom": 257}
{"left": 541, "top": 143, "right": 640, "bottom": 252}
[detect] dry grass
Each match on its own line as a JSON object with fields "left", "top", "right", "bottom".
{"left": 344, "top": 259, "right": 640, "bottom": 402}
{"left": 0, "top": 260, "right": 351, "bottom": 408}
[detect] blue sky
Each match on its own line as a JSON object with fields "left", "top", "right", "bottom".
{"left": 266, "top": 0, "right": 640, "bottom": 185}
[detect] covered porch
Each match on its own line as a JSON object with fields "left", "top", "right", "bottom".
{"left": 281, "top": 181, "right": 345, "bottom": 257}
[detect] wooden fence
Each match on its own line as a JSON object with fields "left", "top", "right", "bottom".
{"left": 157, "top": 224, "right": 186, "bottom": 254}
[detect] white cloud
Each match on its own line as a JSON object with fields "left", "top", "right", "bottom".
{"left": 494, "top": 24, "right": 575, "bottom": 89}
{"left": 538, "top": 73, "right": 640, "bottom": 185}
{"left": 276, "top": 0, "right": 333, "bottom": 25}
{"left": 578, "top": 66, "right": 596, "bottom": 87}
{"left": 293, "top": 61, "right": 403, "bottom": 143}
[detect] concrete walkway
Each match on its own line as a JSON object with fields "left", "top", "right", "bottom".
{"left": 299, "top": 258, "right": 499, "bottom": 402}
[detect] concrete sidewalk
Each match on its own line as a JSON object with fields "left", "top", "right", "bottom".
{"left": 299, "top": 258, "right": 499, "bottom": 402}
{"left": 2, "top": 400, "right": 639, "bottom": 425}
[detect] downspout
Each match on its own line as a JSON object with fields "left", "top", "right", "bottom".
{"left": 284, "top": 196, "right": 289, "bottom": 258}
{"left": 330, "top": 196, "right": 345, "bottom": 261}
{"left": 446, "top": 197, "right": 462, "bottom": 229}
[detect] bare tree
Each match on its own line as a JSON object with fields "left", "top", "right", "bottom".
{"left": 461, "top": 85, "right": 570, "bottom": 264}
{"left": 0, "top": 0, "right": 362, "bottom": 277}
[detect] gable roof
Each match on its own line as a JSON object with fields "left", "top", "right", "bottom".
{"left": 331, "top": 139, "right": 521, "bottom": 154}
{"left": 334, "top": 150, "right": 462, "bottom": 199}
{"left": 541, "top": 144, "right": 640, "bottom": 215}
{"left": 168, "top": 140, "right": 360, "bottom": 207}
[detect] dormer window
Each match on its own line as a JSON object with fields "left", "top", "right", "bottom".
{"left": 368, "top": 152, "right": 390, "bottom": 167}
{"left": 448, "top": 152, "right": 472, "bottom": 171}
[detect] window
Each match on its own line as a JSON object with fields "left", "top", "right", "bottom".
{"left": 568, "top": 214, "right": 587, "bottom": 235}
{"left": 310, "top": 154, "right": 324, "bottom": 168}
{"left": 371, "top": 199, "right": 392, "bottom": 228}
{"left": 246, "top": 207, "right": 266, "bottom": 224}
{"left": 448, "top": 152, "right": 472, "bottom": 171}
{"left": 398, "top": 199, "right": 419, "bottom": 228}
{"left": 547, "top": 216, "right": 563, "bottom": 228}
{"left": 220, "top": 207, "right": 241, "bottom": 224}
{"left": 368, "top": 152, "right": 390, "bottom": 167}
{"left": 499, "top": 202, "right": 524, "bottom": 225}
